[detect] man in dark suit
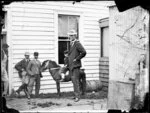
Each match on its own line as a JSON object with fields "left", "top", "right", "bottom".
{"left": 15, "top": 52, "right": 30, "bottom": 98}
{"left": 68, "top": 30, "right": 86, "bottom": 102}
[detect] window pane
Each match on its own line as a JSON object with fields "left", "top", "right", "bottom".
{"left": 101, "top": 27, "right": 109, "bottom": 57}
{"left": 58, "top": 15, "right": 68, "bottom": 37}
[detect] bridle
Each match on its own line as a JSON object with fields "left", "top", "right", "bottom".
{"left": 45, "top": 60, "right": 61, "bottom": 71}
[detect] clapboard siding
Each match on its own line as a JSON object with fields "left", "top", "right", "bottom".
{"left": 99, "top": 57, "right": 109, "bottom": 92}
{"left": 12, "top": 26, "right": 54, "bottom": 32}
{"left": 12, "top": 36, "right": 55, "bottom": 40}
{"left": 7, "top": 1, "right": 112, "bottom": 94}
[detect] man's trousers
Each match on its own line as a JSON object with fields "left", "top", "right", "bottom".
{"left": 28, "top": 74, "right": 40, "bottom": 96}
{"left": 70, "top": 68, "right": 81, "bottom": 98}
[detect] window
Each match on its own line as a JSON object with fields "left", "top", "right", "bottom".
{"left": 99, "top": 18, "right": 109, "bottom": 57}
{"left": 101, "top": 27, "right": 109, "bottom": 57}
{"left": 58, "top": 14, "right": 79, "bottom": 64}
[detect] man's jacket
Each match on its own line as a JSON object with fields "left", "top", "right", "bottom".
{"left": 68, "top": 40, "right": 86, "bottom": 70}
{"left": 27, "top": 59, "right": 41, "bottom": 76}
{"left": 15, "top": 59, "right": 30, "bottom": 78}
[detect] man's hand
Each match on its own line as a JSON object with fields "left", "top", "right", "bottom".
{"left": 73, "top": 59, "right": 76, "bottom": 62}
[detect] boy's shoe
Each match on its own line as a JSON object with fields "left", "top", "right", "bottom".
{"left": 15, "top": 90, "right": 20, "bottom": 97}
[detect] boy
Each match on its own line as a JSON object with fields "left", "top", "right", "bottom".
{"left": 60, "top": 50, "right": 71, "bottom": 82}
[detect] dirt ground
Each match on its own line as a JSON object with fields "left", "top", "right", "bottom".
{"left": 6, "top": 90, "right": 108, "bottom": 112}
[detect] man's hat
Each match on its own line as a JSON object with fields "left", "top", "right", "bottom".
{"left": 2, "top": 43, "right": 9, "bottom": 48}
{"left": 34, "top": 52, "right": 39, "bottom": 56}
{"left": 68, "top": 30, "right": 77, "bottom": 36}
{"left": 24, "top": 52, "right": 30, "bottom": 56}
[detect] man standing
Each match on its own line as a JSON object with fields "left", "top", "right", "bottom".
{"left": 1, "top": 43, "right": 9, "bottom": 97}
{"left": 27, "top": 52, "right": 41, "bottom": 98}
{"left": 68, "top": 30, "right": 86, "bottom": 102}
{"left": 15, "top": 52, "right": 30, "bottom": 98}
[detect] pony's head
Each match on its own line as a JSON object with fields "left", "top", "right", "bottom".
{"left": 41, "top": 60, "right": 60, "bottom": 72}
{"left": 41, "top": 60, "right": 50, "bottom": 72}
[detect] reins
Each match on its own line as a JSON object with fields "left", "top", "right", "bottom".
{"left": 46, "top": 60, "right": 61, "bottom": 71}
{"left": 50, "top": 67, "right": 61, "bottom": 70}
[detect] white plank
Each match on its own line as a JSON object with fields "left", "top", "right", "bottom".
{"left": 12, "top": 49, "right": 55, "bottom": 54}
{"left": 84, "top": 16, "right": 103, "bottom": 21}
{"left": 12, "top": 58, "right": 56, "bottom": 63}
{"left": 84, "top": 20, "right": 100, "bottom": 26}
{"left": 85, "top": 66, "right": 100, "bottom": 70}
{"left": 85, "top": 69, "right": 99, "bottom": 74}
{"left": 12, "top": 31, "right": 54, "bottom": 36}
{"left": 12, "top": 16, "right": 54, "bottom": 23}
{"left": 12, "top": 26, "right": 54, "bottom": 32}
{"left": 82, "top": 1, "right": 114, "bottom": 7}
{"left": 86, "top": 77, "right": 99, "bottom": 81}
{"left": 84, "top": 25, "right": 100, "bottom": 30}
{"left": 12, "top": 36, "right": 55, "bottom": 40}
{"left": 84, "top": 37, "right": 100, "bottom": 41}
{"left": 12, "top": 21, "right": 54, "bottom": 27}
{"left": 84, "top": 33, "right": 100, "bottom": 37}
{"left": 86, "top": 49, "right": 100, "bottom": 54}
{"left": 85, "top": 74, "right": 93, "bottom": 78}
{"left": 12, "top": 40, "right": 54, "bottom": 45}
{"left": 13, "top": 44, "right": 54, "bottom": 49}
{"left": 86, "top": 53, "right": 100, "bottom": 58}
{"left": 84, "top": 62, "right": 99, "bottom": 66}
{"left": 84, "top": 58, "right": 99, "bottom": 62}
{"left": 12, "top": 11, "right": 54, "bottom": 18}
{"left": 12, "top": 7, "right": 54, "bottom": 14}
{"left": 84, "top": 45, "right": 100, "bottom": 50}
{"left": 12, "top": 55, "right": 54, "bottom": 61}
{"left": 84, "top": 29, "right": 100, "bottom": 34}
{"left": 92, "top": 73, "right": 100, "bottom": 78}
{"left": 13, "top": 53, "right": 55, "bottom": 59}
{"left": 13, "top": 56, "right": 54, "bottom": 60}
{"left": 84, "top": 12, "right": 108, "bottom": 18}
{"left": 84, "top": 42, "right": 100, "bottom": 46}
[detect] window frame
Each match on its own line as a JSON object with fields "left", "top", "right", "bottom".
{"left": 99, "top": 17, "right": 109, "bottom": 58}
{"left": 54, "top": 11, "right": 83, "bottom": 66}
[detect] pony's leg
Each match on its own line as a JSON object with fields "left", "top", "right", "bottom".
{"left": 56, "top": 81, "right": 61, "bottom": 96}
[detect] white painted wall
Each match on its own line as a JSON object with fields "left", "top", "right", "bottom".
{"left": 6, "top": 1, "right": 114, "bottom": 94}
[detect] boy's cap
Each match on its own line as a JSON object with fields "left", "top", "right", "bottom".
{"left": 34, "top": 52, "right": 39, "bottom": 56}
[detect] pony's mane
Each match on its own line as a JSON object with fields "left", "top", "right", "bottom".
{"left": 42, "top": 60, "right": 49, "bottom": 67}
{"left": 50, "top": 60, "right": 60, "bottom": 67}
{"left": 42, "top": 60, "right": 60, "bottom": 67}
